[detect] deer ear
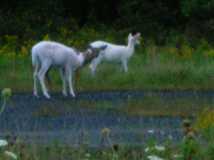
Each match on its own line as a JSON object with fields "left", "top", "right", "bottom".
{"left": 100, "top": 45, "right": 107, "bottom": 50}
{"left": 128, "top": 33, "right": 132, "bottom": 42}
{"left": 135, "top": 32, "right": 141, "bottom": 38}
{"left": 128, "top": 33, "right": 132, "bottom": 39}
{"left": 86, "top": 48, "right": 92, "bottom": 54}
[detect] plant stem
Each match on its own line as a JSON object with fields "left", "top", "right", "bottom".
{"left": 0, "top": 99, "right": 6, "bottom": 115}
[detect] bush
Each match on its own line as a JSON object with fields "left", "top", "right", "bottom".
{"left": 195, "top": 108, "right": 214, "bottom": 141}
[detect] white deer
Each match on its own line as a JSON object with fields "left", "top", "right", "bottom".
{"left": 89, "top": 32, "right": 141, "bottom": 74}
{"left": 32, "top": 41, "right": 106, "bottom": 99}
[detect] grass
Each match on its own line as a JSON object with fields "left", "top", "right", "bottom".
{"left": 122, "top": 97, "right": 214, "bottom": 117}
{"left": 0, "top": 111, "right": 212, "bottom": 160}
{"left": 1, "top": 43, "right": 214, "bottom": 117}
{"left": 0, "top": 126, "right": 211, "bottom": 160}
{"left": 2, "top": 50, "right": 214, "bottom": 159}
{"left": 1, "top": 44, "right": 214, "bottom": 92}
{"left": 0, "top": 142, "right": 168, "bottom": 160}
{"left": 1, "top": 102, "right": 214, "bottom": 159}
{"left": 2, "top": 36, "right": 214, "bottom": 159}
{"left": 28, "top": 94, "right": 214, "bottom": 117}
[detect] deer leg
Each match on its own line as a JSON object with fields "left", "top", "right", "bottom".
{"left": 89, "top": 56, "right": 102, "bottom": 75}
{"left": 121, "top": 59, "right": 128, "bottom": 72}
{"left": 38, "top": 61, "right": 51, "bottom": 99}
{"left": 33, "top": 63, "right": 40, "bottom": 97}
{"left": 65, "top": 68, "right": 75, "bottom": 97}
{"left": 59, "top": 68, "right": 67, "bottom": 97}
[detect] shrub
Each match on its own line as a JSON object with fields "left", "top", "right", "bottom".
{"left": 195, "top": 108, "right": 214, "bottom": 141}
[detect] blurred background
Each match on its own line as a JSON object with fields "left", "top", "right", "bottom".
{"left": 1, "top": 0, "right": 214, "bottom": 45}
{"left": 1, "top": 0, "right": 214, "bottom": 91}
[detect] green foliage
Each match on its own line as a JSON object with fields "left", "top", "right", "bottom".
{"left": 1, "top": 88, "right": 12, "bottom": 100}
{"left": 1, "top": 0, "right": 214, "bottom": 42}
{"left": 0, "top": 35, "right": 18, "bottom": 56}
{"left": 206, "top": 143, "right": 214, "bottom": 160}
{"left": 181, "top": 0, "right": 214, "bottom": 16}
{"left": 0, "top": 88, "right": 12, "bottom": 115}
{"left": 195, "top": 109, "right": 214, "bottom": 142}
{"left": 1, "top": 32, "right": 214, "bottom": 92}
{"left": 181, "top": 137, "right": 201, "bottom": 160}
{"left": 0, "top": 137, "right": 206, "bottom": 160}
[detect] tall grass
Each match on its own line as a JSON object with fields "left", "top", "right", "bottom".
{"left": 1, "top": 31, "right": 214, "bottom": 91}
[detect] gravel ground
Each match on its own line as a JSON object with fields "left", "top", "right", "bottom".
{"left": 0, "top": 90, "right": 207, "bottom": 147}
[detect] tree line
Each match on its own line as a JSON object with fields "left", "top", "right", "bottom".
{"left": 1, "top": 0, "right": 214, "bottom": 43}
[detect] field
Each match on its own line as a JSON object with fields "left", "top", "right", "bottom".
{"left": 1, "top": 34, "right": 214, "bottom": 159}
{"left": 1, "top": 38, "right": 214, "bottom": 92}
{"left": 2, "top": 0, "right": 214, "bottom": 158}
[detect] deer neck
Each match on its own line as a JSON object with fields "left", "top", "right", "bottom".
{"left": 81, "top": 52, "right": 93, "bottom": 66}
{"left": 77, "top": 53, "right": 85, "bottom": 67}
{"left": 127, "top": 40, "right": 135, "bottom": 54}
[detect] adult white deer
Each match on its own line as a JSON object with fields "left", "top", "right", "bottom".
{"left": 32, "top": 41, "right": 106, "bottom": 99}
{"left": 89, "top": 32, "right": 141, "bottom": 75}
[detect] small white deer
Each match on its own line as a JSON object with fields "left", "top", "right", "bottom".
{"left": 32, "top": 41, "right": 106, "bottom": 99}
{"left": 89, "top": 32, "right": 141, "bottom": 75}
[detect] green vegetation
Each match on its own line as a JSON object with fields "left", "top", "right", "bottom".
{"left": 0, "top": 88, "right": 211, "bottom": 160}
{"left": 0, "top": 88, "right": 12, "bottom": 115}
{"left": 1, "top": 0, "right": 214, "bottom": 43}
{"left": 1, "top": 0, "right": 214, "bottom": 159}
{"left": 1, "top": 116, "right": 214, "bottom": 160}
{"left": 1, "top": 32, "right": 214, "bottom": 92}
{"left": 1, "top": 1, "right": 214, "bottom": 92}
{"left": 31, "top": 96, "right": 214, "bottom": 117}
